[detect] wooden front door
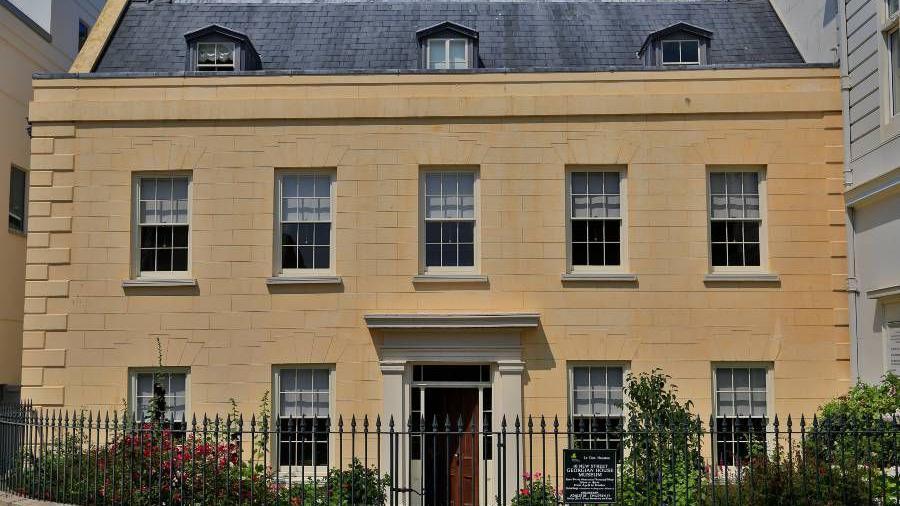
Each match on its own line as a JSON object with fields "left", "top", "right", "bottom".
{"left": 425, "top": 388, "right": 479, "bottom": 506}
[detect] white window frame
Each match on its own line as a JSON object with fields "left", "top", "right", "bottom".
{"left": 8, "top": 165, "right": 27, "bottom": 235}
{"left": 419, "top": 168, "right": 480, "bottom": 274}
{"left": 196, "top": 41, "right": 236, "bottom": 71}
{"left": 132, "top": 173, "right": 192, "bottom": 280}
{"left": 272, "top": 365, "right": 335, "bottom": 477}
{"left": 128, "top": 367, "right": 190, "bottom": 423}
{"left": 567, "top": 362, "right": 629, "bottom": 453}
{"left": 889, "top": 27, "right": 899, "bottom": 118}
{"left": 711, "top": 364, "right": 774, "bottom": 470}
{"left": 426, "top": 38, "right": 470, "bottom": 70}
{"left": 565, "top": 168, "right": 628, "bottom": 274}
{"left": 274, "top": 170, "right": 336, "bottom": 277}
{"left": 707, "top": 167, "right": 769, "bottom": 273}
{"left": 661, "top": 38, "right": 700, "bottom": 65}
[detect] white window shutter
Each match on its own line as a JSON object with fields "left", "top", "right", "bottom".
{"left": 889, "top": 322, "right": 900, "bottom": 374}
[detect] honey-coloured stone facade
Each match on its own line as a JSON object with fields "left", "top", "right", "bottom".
{"left": 23, "top": 68, "right": 848, "bottom": 420}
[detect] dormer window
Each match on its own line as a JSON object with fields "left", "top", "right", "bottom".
{"left": 197, "top": 42, "right": 235, "bottom": 71}
{"left": 427, "top": 38, "right": 469, "bottom": 69}
{"left": 184, "top": 24, "right": 260, "bottom": 72}
{"left": 639, "top": 22, "right": 712, "bottom": 67}
{"left": 417, "top": 21, "right": 479, "bottom": 70}
{"left": 661, "top": 39, "right": 700, "bottom": 65}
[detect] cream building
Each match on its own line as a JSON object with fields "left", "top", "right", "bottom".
{"left": 0, "top": 0, "right": 104, "bottom": 404}
{"left": 22, "top": 0, "right": 848, "bottom": 500}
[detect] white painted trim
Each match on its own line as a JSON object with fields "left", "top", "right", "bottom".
{"left": 122, "top": 278, "right": 197, "bottom": 288}
{"left": 561, "top": 273, "right": 637, "bottom": 282}
{"left": 271, "top": 364, "right": 335, "bottom": 477}
{"left": 274, "top": 170, "right": 337, "bottom": 276}
{"left": 412, "top": 273, "right": 488, "bottom": 283}
{"left": 365, "top": 312, "right": 540, "bottom": 329}
{"left": 564, "top": 167, "right": 629, "bottom": 274}
{"left": 867, "top": 284, "right": 900, "bottom": 299}
{"left": 127, "top": 367, "right": 190, "bottom": 422}
{"left": 266, "top": 275, "right": 342, "bottom": 286}
{"left": 706, "top": 167, "right": 770, "bottom": 273}
{"left": 845, "top": 166, "right": 900, "bottom": 207}
{"left": 131, "top": 172, "right": 193, "bottom": 280}
{"left": 419, "top": 167, "right": 480, "bottom": 275}
{"left": 703, "top": 273, "right": 780, "bottom": 283}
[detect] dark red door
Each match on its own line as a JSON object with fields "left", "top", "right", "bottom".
{"left": 425, "top": 388, "right": 479, "bottom": 506}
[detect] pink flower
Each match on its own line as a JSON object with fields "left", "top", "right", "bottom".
{"left": 522, "top": 471, "right": 532, "bottom": 480}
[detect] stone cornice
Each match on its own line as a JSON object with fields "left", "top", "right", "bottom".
{"left": 29, "top": 68, "right": 840, "bottom": 124}
{"left": 365, "top": 313, "right": 540, "bottom": 330}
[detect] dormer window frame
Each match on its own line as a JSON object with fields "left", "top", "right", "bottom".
{"left": 426, "top": 38, "right": 470, "bottom": 70}
{"left": 196, "top": 41, "right": 236, "bottom": 72}
{"left": 416, "top": 21, "right": 479, "bottom": 71}
{"left": 661, "top": 38, "right": 701, "bottom": 65}
{"left": 639, "top": 22, "right": 713, "bottom": 67}
{"left": 184, "top": 24, "right": 261, "bottom": 73}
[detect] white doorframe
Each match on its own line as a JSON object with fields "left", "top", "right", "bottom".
{"left": 378, "top": 331, "right": 525, "bottom": 505}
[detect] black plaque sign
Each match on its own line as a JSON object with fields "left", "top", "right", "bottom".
{"left": 563, "top": 449, "right": 617, "bottom": 504}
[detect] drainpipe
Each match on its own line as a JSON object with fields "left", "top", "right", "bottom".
{"left": 836, "top": 0, "right": 860, "bottom": 382}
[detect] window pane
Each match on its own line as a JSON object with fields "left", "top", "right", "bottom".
{"left": 217, "top": 44, "right": 234, "bottom": 64}
{"left": 750, "top": 368, "right": 766, "bottom": 389}
{"left": 458, "top": 222, "right": 474, "bottom": 243}
{"left": 428, "top": 39, "right": 447, "bottom": 69}
{"left": 744, "top": 221, "right": 760, "bottom": 242}
{"left": 572, "top": 243, "right": 588, "bottom": 266}
{"left": 727, "top": 244, "right": 744, "bottom": 266}
{"left": 726, "top": 221, "right": 743, "bottom": 242}
{"left": 680, "top": 40, "right": 699, "bottom": 63}
{"left": 710, "top": 173, "right": 726, "bottom": 194}
{"left": 744, "top": 243, "right": 760, "bottom": 266}
{"left": 8, "top": 167, "right": 26, "bottom": 231}
{"left": 605, "top": 243, "right": 620, "bottom": 266}
{"left": 172, "top": 248, "right": 188, "bottom": 271}
{"left": 571, "top": 172, "right": 587, "bottom": 194}
{"left": 662, "top": 41, "right": 679, "bottom": 63}
{"left": 450, "top": 40, "right": 467, "bottom": 69}
{"left": 891, "top": 0, "right": 899, "bottom": 17}
{"left": 198, "top": 44, "right": 216, "bottom": 64}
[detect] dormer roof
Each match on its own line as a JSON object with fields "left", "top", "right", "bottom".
{"left": 416, "top": 21, "right": 479, "bottom": 41}
{"left": 638, "top": 22, "right": 713, "bottom": 57}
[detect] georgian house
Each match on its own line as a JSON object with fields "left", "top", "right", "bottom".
{"left": 23, "top": 0, "right": 846, "bottom": 501}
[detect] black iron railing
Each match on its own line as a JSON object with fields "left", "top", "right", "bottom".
{"left": 0, "top": 403, "right": 898, "bottom": 505}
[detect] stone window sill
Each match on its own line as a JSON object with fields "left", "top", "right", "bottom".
{"left": 703, "top": 272, "right": 780, "bottom": 283}
{"left": 412, "top": 274, "right": 489, "bottom": 284}
{"left": 266, "top": 275, "right": 343, "bottom": 286}
{"left": 122, "top": 278, "right": 198, "bottom": 288}
{"left": 561, "top": 272, "right": 638, "bottom": 282}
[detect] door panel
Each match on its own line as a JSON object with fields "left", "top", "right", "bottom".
{"left": 424, "top": 388, "right": 479, "bottom": 506}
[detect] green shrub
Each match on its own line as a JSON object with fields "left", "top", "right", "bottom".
{"left": 619, "top": 370, "right": 706, "bottom": 506}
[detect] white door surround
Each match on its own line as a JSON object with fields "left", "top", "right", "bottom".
{"left": 366, "top": 312, "right": 538, "bottom": 504}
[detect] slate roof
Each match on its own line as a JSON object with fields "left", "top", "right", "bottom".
{"left": 93, "top": 0, "right": 805, "bottom": 74}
